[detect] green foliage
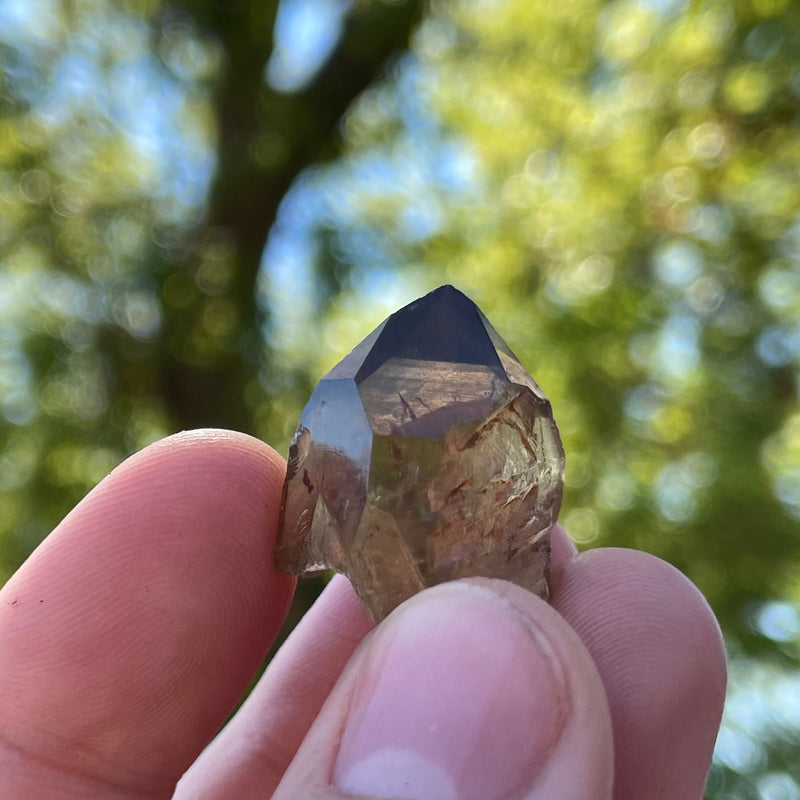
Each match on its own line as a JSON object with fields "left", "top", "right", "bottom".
{"left": 1, "top": 0, "right": 799, "bottom": 794}
{"left": 315, "top": 0, "right": 800, "bottom": 627}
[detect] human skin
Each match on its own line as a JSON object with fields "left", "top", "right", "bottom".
{"left": 0, "top": 429, "right": 726, "bottom": 799}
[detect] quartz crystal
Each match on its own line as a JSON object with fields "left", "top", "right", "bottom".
{"left": 276, "top": 285, "right": 565, "bottom": 621}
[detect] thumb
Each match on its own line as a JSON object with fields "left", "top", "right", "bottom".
{"left": 274, "top": 579, "right": 613, "bottom": 800}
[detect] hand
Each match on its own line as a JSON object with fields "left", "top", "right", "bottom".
{"left": 0, "top": 430, "right": 726, "bottom": 799}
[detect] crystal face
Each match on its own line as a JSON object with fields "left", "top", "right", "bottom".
{"left": 276, "top": 285, "right": 565, "bottom": 622}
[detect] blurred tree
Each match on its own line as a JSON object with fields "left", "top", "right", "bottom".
{"left": 0, "top": 0, "right": 423, "bottom": 573}
{"left": 1, "top": 0, "right": 800, "bottom": 795}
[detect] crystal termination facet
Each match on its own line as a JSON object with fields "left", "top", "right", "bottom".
{"left": 276, "top": 285, "right": 565, "bottom": 622}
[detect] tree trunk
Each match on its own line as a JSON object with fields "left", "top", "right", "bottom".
{"left": 156, "top": 0, "right": 425, "bottom": 433}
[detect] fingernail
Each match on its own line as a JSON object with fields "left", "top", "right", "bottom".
{"left": 332, "top": 582, "right": 569, "bottom": 800}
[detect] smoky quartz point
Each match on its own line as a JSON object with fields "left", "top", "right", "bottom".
{"left": 276, "top": 285, "right": 565, "bottom": 622}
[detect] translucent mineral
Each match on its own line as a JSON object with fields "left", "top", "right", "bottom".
{"left": 276, "top": 285, "right": 565, "bottom": 622}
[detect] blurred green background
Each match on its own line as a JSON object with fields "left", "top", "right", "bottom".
{"left": 1, "top": 0, "right": 799, "bottom": 795}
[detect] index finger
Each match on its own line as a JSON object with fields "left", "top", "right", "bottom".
{"left": 0, "top": 429, "right": 295, "bottom": 799}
